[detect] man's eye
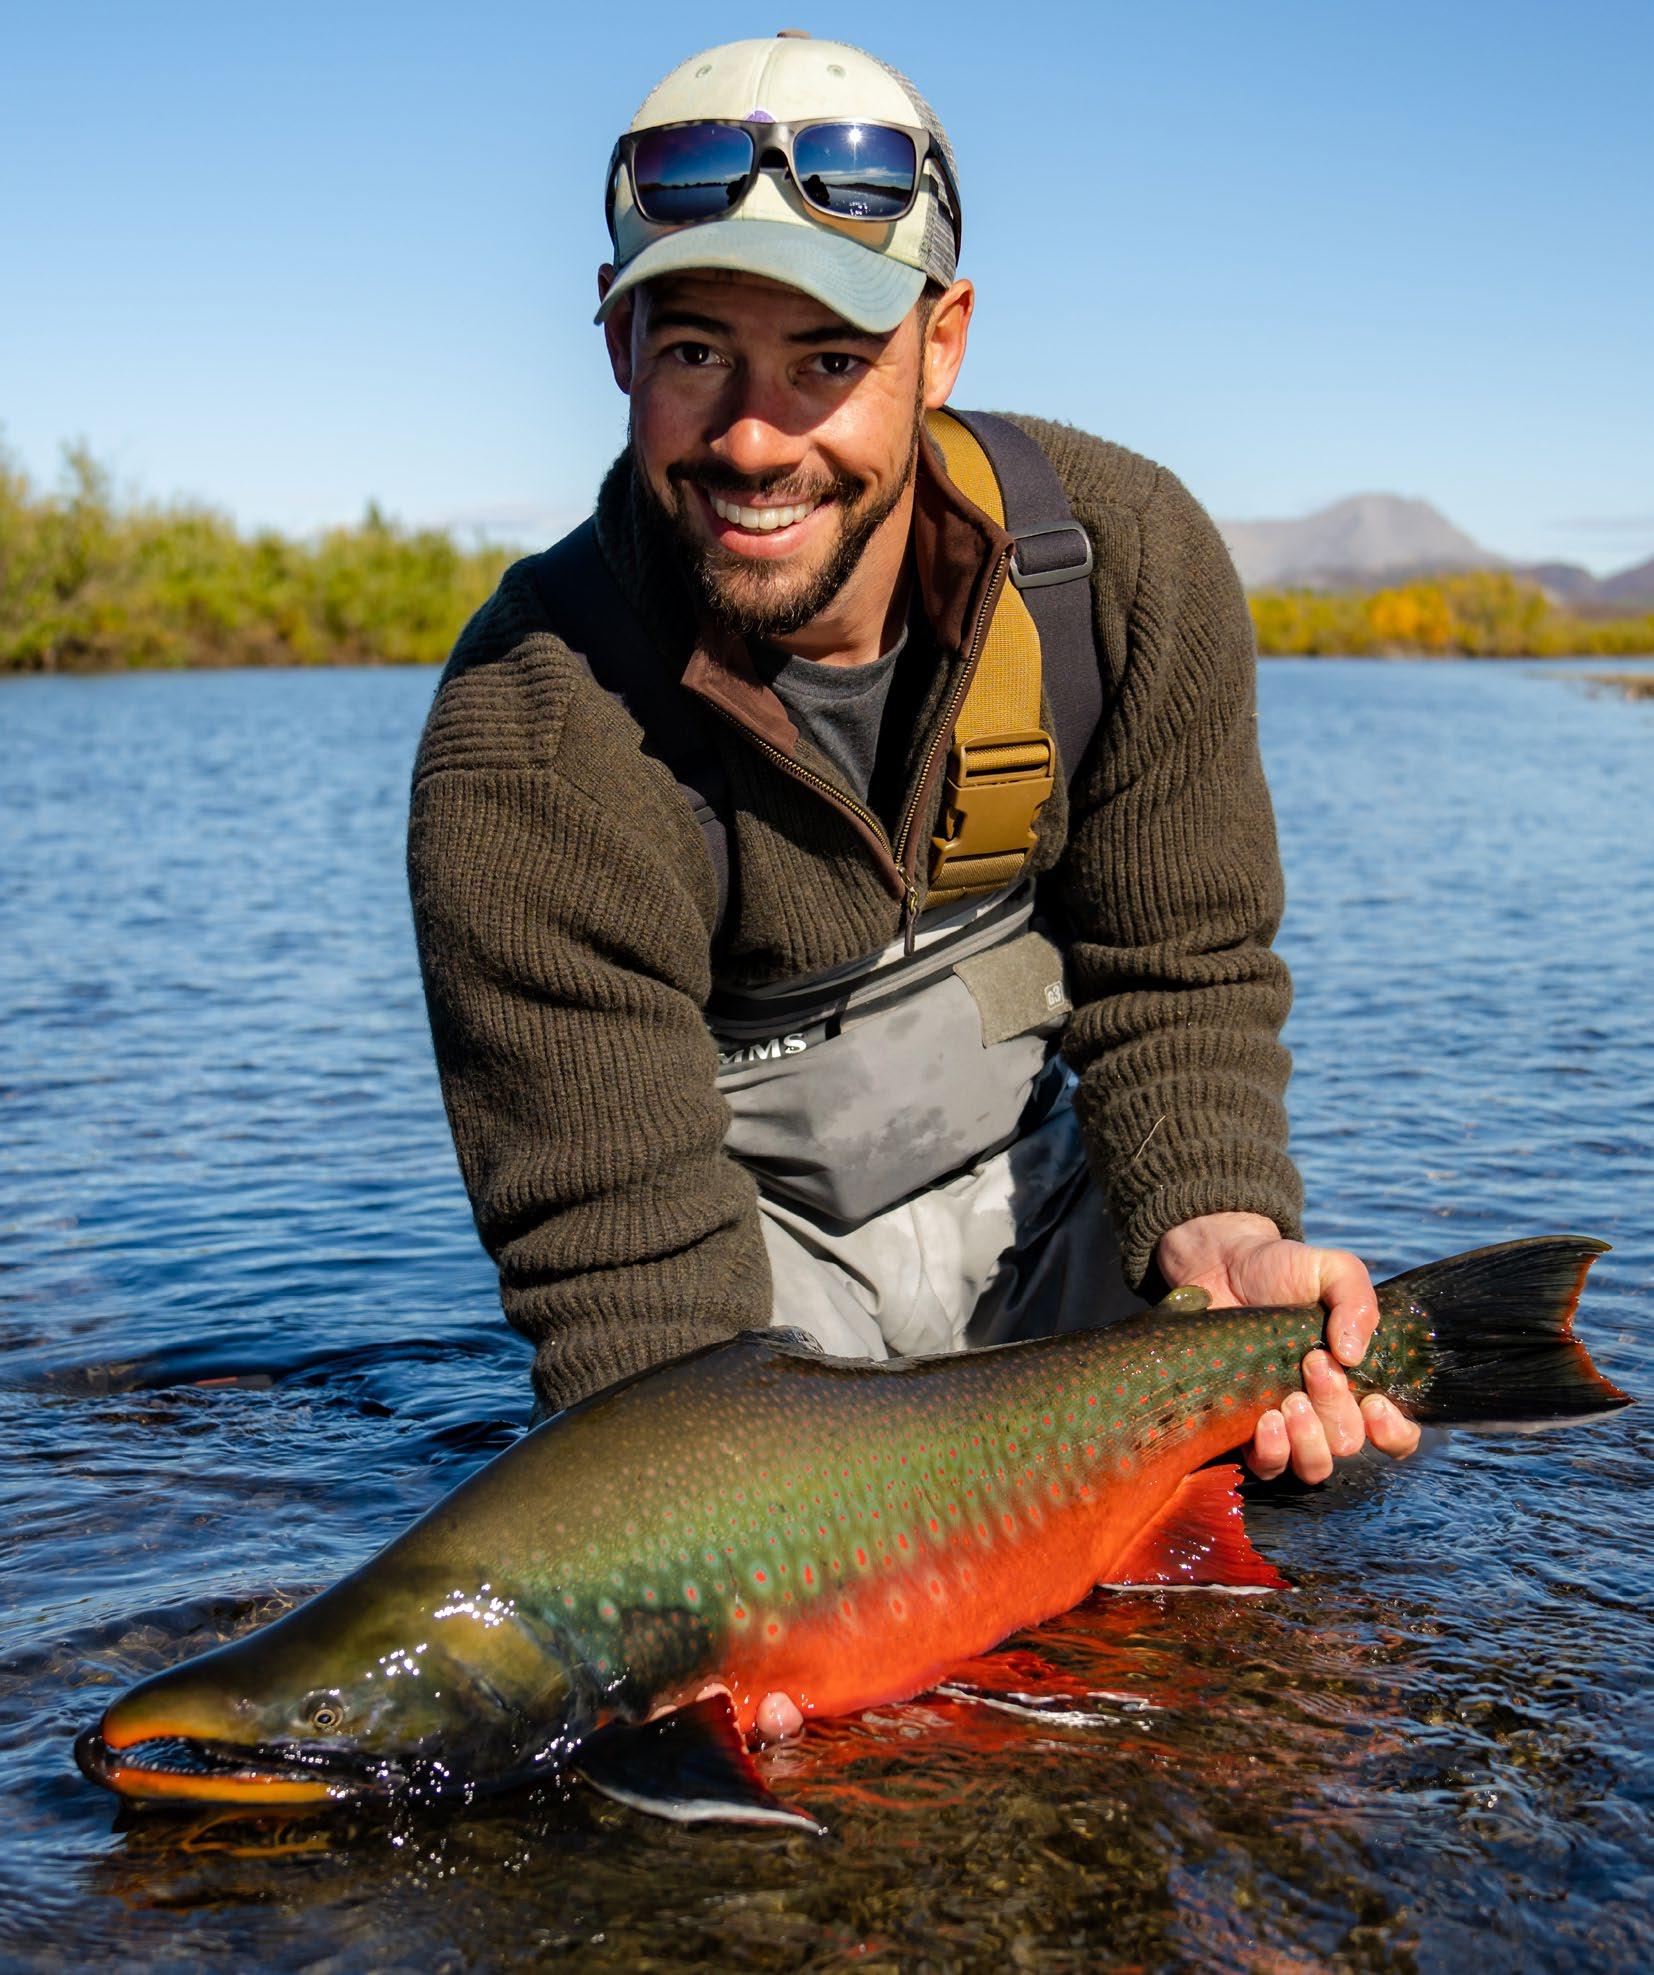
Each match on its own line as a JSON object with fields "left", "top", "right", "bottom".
{"left": 813, "top": 352, "right": 862, "bottom": 379}
{"left": 670, "top": 341, "right": 718, "bottom": 367}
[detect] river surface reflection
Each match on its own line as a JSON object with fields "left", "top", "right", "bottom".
{"left": 2, "top": 659, "right": 1650, "bottom": 1968}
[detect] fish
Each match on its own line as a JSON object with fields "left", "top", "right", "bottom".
{"left": 75, "top": 1236, "right": 1630, "bottom": 1833}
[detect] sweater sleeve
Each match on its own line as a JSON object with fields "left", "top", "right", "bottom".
{"left": 1050, "top": 461, "right": 1305, "bottom": 1292}
{"left": 407, "top": 625, "right": 771, "bottom": 1414}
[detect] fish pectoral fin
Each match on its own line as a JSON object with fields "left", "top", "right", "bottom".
{"left": 573, "top": 1694, "right": 824, "bottom": 1835}
{"left": 1102, "top": 1464, "right": 1288, "bottom": 1591}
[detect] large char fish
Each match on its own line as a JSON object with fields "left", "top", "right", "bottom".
{"left": 76, "top": 1238, "right": 1629, "bottom": 1831}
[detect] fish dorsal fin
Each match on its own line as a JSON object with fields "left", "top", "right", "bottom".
{"left": 1102, "top": 1464, "right": 1287, "bottom": 1591}
{"left": 574, "top": 1693, "right": 823, "bottom": 1833}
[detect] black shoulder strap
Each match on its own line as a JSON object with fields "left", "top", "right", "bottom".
{"left": 940, "top": 410, "right": 1103, "bottom": 790}
{"left": 524, "top": 520, "right": 730, "bottom": 929}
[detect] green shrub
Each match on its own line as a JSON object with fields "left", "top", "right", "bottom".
{"left": 0, "top": 440, "right": 516, "bottom": 673}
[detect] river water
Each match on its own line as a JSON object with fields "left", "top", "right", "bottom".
{"left": 1, "top": 659, "right": 1650, "bottom": 1970}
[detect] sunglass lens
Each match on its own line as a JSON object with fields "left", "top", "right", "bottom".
{"left": 791, "top": 123, "right": 918, "bottom": 221}
{"left": 630, "top": 125, "right": 755, "bottom": 224}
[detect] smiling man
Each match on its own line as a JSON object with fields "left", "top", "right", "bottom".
{"left": 409, "top": 34, "right": 1420, "bottom": 1601}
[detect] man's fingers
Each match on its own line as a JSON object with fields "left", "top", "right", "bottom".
{"left": 1361, "top": 1393, "right": 1423, "bottom": 1460}
{"left": 1320, "top": 1252, "right": 1380, "bottom": 1366}
{"left": 1245, "top": 1408, "right": 1290, "bottom": 1480}
{"left": 754, "top": 1691, "right": 805, "bottom": 1743}
{"left": 1302, "top": 1349, "right": 1365, "bottom": 1457}
{"left": 1281, "top": 1391, "right": 1334, "bottom": 1483}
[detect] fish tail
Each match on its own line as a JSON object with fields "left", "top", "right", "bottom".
{"left": 1368, "top": 1235, "right": 1630, "bottom": 1427}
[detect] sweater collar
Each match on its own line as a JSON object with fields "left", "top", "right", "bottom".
{"left": 591, "top": 429, "right": 1014, "bottom": 761}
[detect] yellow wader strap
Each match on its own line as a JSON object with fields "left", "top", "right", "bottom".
{"left": 922, "top": 409, "right": 1057, "bottom": 906}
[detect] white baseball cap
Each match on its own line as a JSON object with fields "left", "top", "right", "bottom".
{"left": 598, "top": 33, "right": 961, "bottom": 334}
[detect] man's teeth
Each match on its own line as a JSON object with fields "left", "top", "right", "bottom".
{"left": 708, "top": 493, "right": 819, "bottom": 533}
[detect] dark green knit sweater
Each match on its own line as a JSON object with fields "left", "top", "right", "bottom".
{"left": 408, "top": 416, "right": 1303, "bottom": 1412}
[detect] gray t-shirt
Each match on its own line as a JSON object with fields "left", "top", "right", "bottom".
{"left": 757, "top": 624, "right": 909, "bottom": 809}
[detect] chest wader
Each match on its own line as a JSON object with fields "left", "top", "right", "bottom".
{"left": 531, "top": 412, "right": 1112, "bottom": 1348}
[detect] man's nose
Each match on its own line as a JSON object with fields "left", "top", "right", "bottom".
{"left": 709, "top": 374, "right": 809, "bottom": 480}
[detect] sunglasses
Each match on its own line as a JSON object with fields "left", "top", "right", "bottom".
{"left": 607, "top": 118, "right": 962, "bottom": 253}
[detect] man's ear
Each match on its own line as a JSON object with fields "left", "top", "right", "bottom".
{"left": 598, "top": 264, "right": 634, "bottom": 393}
{"left": 921, "top": 279, "right": 975, "bottom": 410}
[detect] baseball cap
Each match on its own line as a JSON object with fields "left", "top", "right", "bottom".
{"left": 597, "top": 33, "right": 961, "bottom": 334}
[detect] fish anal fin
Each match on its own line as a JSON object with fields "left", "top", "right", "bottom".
{"left": 1104, "top": 1464, "right": 1287, "bottom": 1591}
{"left": 574, "top": 1693, "right": 823, "bottom": 1834}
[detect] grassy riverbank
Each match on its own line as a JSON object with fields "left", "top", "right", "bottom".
{"left": 1583, "top": 671, "right": 1654, "bottom": 700}
{"left": 1247, "top": 571, "right": 1654, "bottom": 658}
{"left": 4, "top": 443, "right": 1651, "bottom": 671}
{"left": 1, "top": 445, "right": 513, "bottom": 673}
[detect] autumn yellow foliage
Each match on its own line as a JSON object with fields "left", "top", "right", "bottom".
{"left": 1249, "top": 571, "right": 1654, "bottom": 658}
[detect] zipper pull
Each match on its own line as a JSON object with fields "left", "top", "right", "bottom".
{"left": 903, "top": 879, "right": 920, "bottom": 957}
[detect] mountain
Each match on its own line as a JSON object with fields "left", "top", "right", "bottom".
{"left": 1217, "top": 495, "right": 1500, "bottom": 589}
{"left": 1594, "top": 554, "right": 1654, "bottom": 611}
{"left": 1218, "top": 496, "right": 1654, "bottom": 611}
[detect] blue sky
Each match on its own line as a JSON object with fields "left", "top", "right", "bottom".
{"left": 4, "top": 0, "right": 1649, "bottom": 570}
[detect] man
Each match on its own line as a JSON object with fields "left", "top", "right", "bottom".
{"left": 410, "top": 35, "right": 1419, "bottom": 1525}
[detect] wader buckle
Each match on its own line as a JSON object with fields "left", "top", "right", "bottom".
{"left": 930, "top": 730, "right": 1056, "bottom": 879}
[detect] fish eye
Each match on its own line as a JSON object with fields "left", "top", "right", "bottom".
{"left": 305, "top": 1693, "right": 345, "bottom": 1732}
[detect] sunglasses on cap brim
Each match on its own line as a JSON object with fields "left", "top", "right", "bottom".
{"left": 606, "top": 118, "right": 962, "bottom": 256}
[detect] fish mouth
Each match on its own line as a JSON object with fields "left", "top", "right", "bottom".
{"left": 75, "top": 1726, "right": 368, "bottom": 1807}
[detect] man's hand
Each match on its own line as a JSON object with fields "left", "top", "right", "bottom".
{"left": 1154, "top": 1211, "right": 1422, "bottom": 1483}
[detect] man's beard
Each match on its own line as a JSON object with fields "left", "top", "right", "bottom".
{"left": 634, "top": 412, "right": 922, "bottom": 643}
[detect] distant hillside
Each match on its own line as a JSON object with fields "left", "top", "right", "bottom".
{"left": 1595, "top": 554, "right": 1654, "bottom": 610}
{"left": 1218, "top": 495, "right": 1499, "bottom": 588}
{"left": 1219, "top": 493, "right": 1654, "bottom": 612}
